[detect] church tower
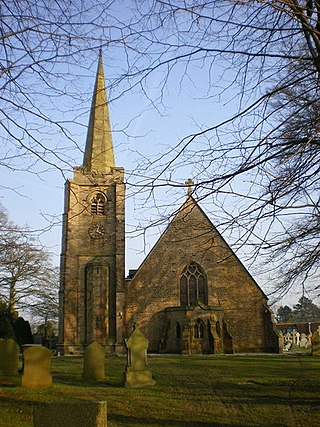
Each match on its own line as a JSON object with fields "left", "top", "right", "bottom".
{"left": 58, "top": 52, "right": 125, "bottom": 354}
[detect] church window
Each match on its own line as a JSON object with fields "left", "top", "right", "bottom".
{"left": 194, "top": 323, "right": 198, "bottom": 338}
{"left": 189, "top": 275, "right": 197, "bottom": 305}
{"left": 91, "top": 193, "right": 106, "bottom": 215}
{"left": 180, "top": 276, "right": 188, "bottom": 306}
{"left": 180, "top": 262, "right": 208, "bottom": 306}
{"left": 194, "top": 319, "right": 204, "bottom": 338}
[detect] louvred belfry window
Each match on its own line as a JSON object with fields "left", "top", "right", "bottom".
{"left": 91, "top": 193, "right": 106, "bottom": 215}
{"left": 180, "top": 262, "right": 208, "bottom": 306}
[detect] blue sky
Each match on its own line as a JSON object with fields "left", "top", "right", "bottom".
{"left": 0, "top": 2, "right": 314, "bottom": 308}
{"left": 0, "top": 50, "right": 309, "bottom": 308}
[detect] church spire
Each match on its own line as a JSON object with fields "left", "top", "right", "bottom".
{"left": 83, "top": 50, "right": 115, "bottom": 172}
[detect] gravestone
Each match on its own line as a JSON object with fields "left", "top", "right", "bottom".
{"left": 284, "top": 341, "right": 291, "bottom": 351}
{"left": 22, "top": 346, "right": 52, "bottom": 388}
{"left": 300, "top": 333, "right": 308, "bottom": 348}
{"left": 291, "top": 330, "right": 299, "bottom": 350}
{"left": 306, "top": 332, "right": 313, "bottom": 348}
{"left": 82, "top": 341, "right": 105, "bottom": 381}
{"left": 284, "top": 332, "right": 292, "bottom": 348}
{"left": 0, "top": 338, "right": 19, "bottom": 376}
{"left": 312, "top": 332, "right": 320, "bottom": 356}
{"left": 292, "top": 330, "right": 297, "bottom": 345}
{"left": 278, "top": 331, "right": 284, "bottom": 353}
{"left": 33, "top": 401, "right": 107, "bottom": 427}
{"left": 123, "top": 323, "right": 155, "bottom": 388}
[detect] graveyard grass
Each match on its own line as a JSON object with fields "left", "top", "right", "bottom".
{"left": 1, "top": 354, "right": 320, "bottom": 427}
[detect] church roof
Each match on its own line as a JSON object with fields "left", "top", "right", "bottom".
{"left": 129, "top": 194, "right": 268, "bottom": 299}
{"left": 82, "top": 51, "right": 115, "bottom": 172}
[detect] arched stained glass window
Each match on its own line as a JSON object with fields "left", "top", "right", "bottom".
{"left": 180, "top": 262, "right": 208, "bottom": 306}
{"left": 91, "top": 193, "right": 106, "bottom": 215}
{"left": 180, "top": 275, "right": 188, "bottom": 306}
{"left": 189, "top": 275, "right": 197, "bottom": 305}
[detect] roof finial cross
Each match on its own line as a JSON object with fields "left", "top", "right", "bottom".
{"left": 185, "top": 178, "right": 194, "bottom": 196}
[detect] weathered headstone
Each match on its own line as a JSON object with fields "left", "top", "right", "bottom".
{"left": 82, "top": 341, "right": 105, "bottom": 381}
{"left": 33, "top": 401, "right": 107, "bottom": 427}
{"left": 312, "top": 331, "right": 320, "bottom": 356}
{"left": 300, "top": 333, "right": 308, "bottom": 348}
{"left": 292, "top": 330, "right": 297, "bottom": 346}
{"left": 306, "top": 332, "right": 313, "bottom": 348}
{"left": 123, "top": 324, "right": 155, "bottom": 388}
{"left": 278, "top": 331, "right": 284, "bottom": 353}
{"left": 0, "top": 338, "right": 19, "bottom": 376}
{"left": 284, "top": 331, "right": 292, "bottom": 348}
{"left": 284, "top": 341, "right": 291, "bottom": 351}
{"left": 22, "top": 346, "right": 52, "bottom": 388}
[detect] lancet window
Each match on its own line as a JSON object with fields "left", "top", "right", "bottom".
{"left": 194, "top": 319, "right": 204, "bottom": 338}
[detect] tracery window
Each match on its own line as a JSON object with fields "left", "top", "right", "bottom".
{"left": 180, "top": 262, "right": 208, "bottom": 306}
{"left": 91, "top": 193, "right": 106, "bottom": 215}
{"left": 194, "top": 319, "right": 204, "bottom": 338}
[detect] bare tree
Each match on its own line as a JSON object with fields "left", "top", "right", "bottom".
{"left": 1, "top": 1, "right": 320, "bottom": 297}
{"left": 0, "top": 204, "right": 58, "bottom": 316}
{"left": 104, "top": 1, "right": 320, "bottom": 298}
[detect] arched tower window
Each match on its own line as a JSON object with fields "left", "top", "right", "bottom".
{"left": 91, "top": 193, "right": 106, "bottom": 215}
{"left": 180, "top": 262, "right": 208, "bottom": 306}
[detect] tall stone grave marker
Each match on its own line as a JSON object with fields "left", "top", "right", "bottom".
{"left": 82, "top": 341, "right": 105, "bottom": 381}
{"left": 0, "top": 338, "right": 19, "bottom": 376}
{"left": 124, "top": 324, "right": 155, "bottom": 388}
{"left": 22, "top": 346, "right": 52, "bottom": 388}
{"left": 278, "top": 331, "right": 284, "bottom": 353}
{"left": 291, "top": 330, "right": 299, "bottom": 350}
{"left": 300, "top": 333, "right": 308, "bottom": 348}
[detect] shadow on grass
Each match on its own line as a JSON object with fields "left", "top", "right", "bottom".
{"left": 0, "top": 382, "right": 18, "bottom": 388}
{"left": 108, "top": 413, "right": 253, "bottom": 427}
{"left": 53, "top": 374, "right": 123, "bottom": 388}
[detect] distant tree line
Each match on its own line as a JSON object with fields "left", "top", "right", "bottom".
{"left": 276, "top": 296, "right": 320, "bottom": 323}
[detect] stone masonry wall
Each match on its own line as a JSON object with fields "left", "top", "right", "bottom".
{"left": 125, "top": 197, "right": 274, "bottom": 353}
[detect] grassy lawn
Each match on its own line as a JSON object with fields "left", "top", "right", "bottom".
{"left": 0, "top": 354, "right": 320, "bottom": 426}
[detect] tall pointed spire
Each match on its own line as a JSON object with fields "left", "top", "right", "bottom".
{"left": 83, "top": 50, "right": 115, "bottom": 172}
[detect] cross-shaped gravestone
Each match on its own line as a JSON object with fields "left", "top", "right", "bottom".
{"left": 123, "top": 323, "right": 155, "bottom": 388}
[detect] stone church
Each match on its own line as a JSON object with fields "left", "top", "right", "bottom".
{"left": 58, "top": 53, "right": 280, "bottom": 355}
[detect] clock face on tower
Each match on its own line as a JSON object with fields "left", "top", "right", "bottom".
{"left": 88, "top": 223, "right": 106, "bottom": 239}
